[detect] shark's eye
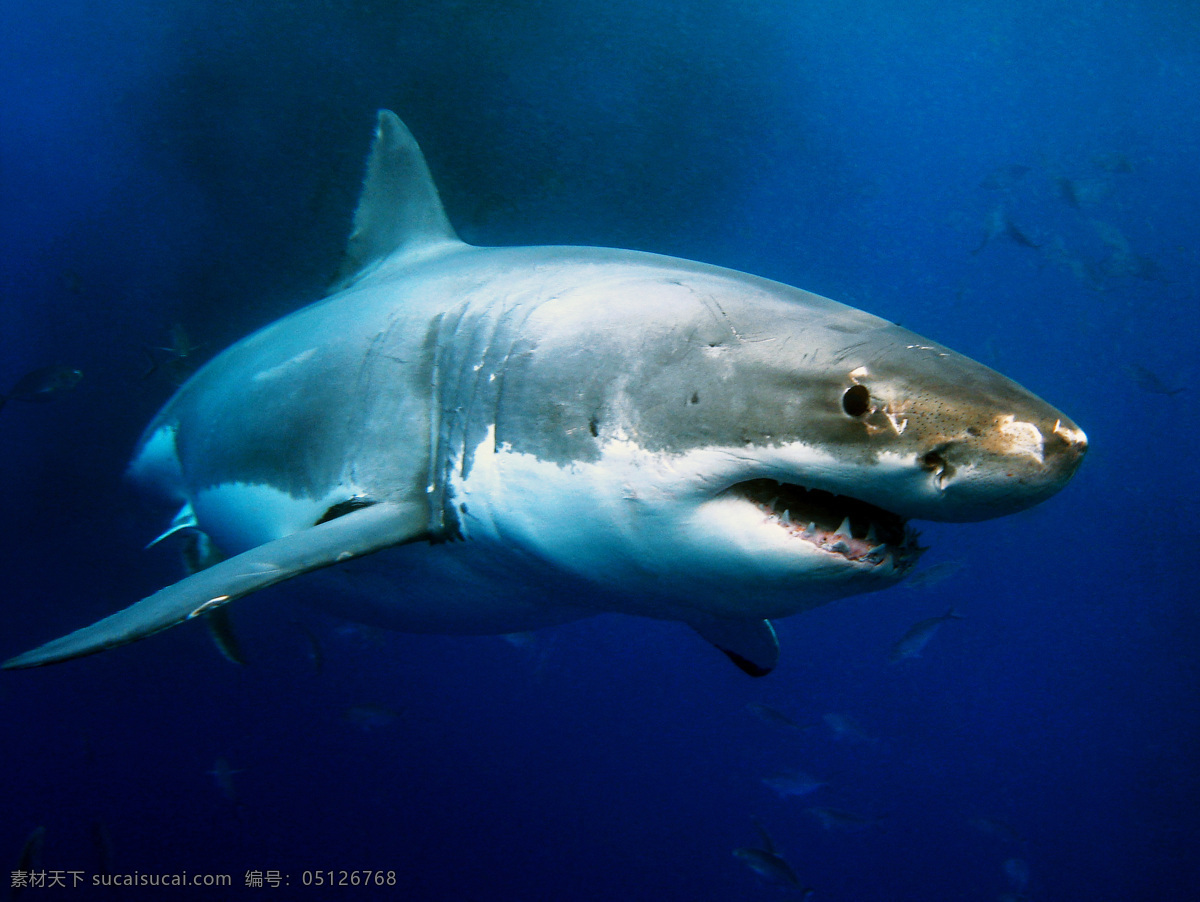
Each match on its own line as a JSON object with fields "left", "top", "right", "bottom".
{"left": 842, "top": 384, "right": 871, "bottom": 417}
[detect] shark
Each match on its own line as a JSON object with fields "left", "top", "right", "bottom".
{"left": 3, "top": 111, "right": 1087, "bottom": 675}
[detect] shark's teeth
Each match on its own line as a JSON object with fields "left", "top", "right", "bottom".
{"left": 733, "top": 478, "right": 918, "bottom": 572}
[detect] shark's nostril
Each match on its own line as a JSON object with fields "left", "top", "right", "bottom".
{"left": 920, "top": 447, "right": 956, "bottom": 486}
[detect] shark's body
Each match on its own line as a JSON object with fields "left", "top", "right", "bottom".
{"left": 4, "top": 112, "right": 1086, "bottom": 674}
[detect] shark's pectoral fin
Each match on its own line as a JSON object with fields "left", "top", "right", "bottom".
{"left": 689, "top": 617, "right": 779, "bottom": 677}
{"left": 3, "top": 502, "right": 428, "bottom": 669}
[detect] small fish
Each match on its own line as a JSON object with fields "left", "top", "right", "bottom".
{"left": 822, "top": 712, "right": 877, "bottom": 744}
{"left": 762, "top": 769, "right": 828, "bottom": 798}
{"left": 90, "top": 820, "right": 115, "bottom": 876}
{"left": 343, "top": 703, "right": 401, "bottom": 730}
{"left": 1041, "top": 236, "right": 1108, "bottom": 292}
{"left": 16, "top": 824, "right": 46, "bottom": 872}
{"left": 1091, "top": 151, "right": 1133, "bottom": 173}
{"left": 12, "top": 825, "right": 46, "bottom": 898}
{"left": 291, "top": 620, "right": 324, "bottom": 674}
{"left": 499, "top": 630, "right": 555, "bottom": 679}
{"left": 733, "top": 818, "right": 813, "bottom": 895}
{"left": 983, "top": 336, "right": 1004, "bottom": 368}
{"left": 805, "top": 806, "right": 883, "bottom": 832}
{"left": 904, "top": 559, "right": 967, "bottom": 589}
{"left": 141, "top": 323, "right": 202, "bottom": 384}
{"left": 208, "top": 757, "right": 242, "bottom": 802}
{"left": 972, "top": 206, "right": 1006, "bottom": 254}
{"left": 334, "top": 623, "right": 389, "bottom": 649}
{"left": 1, "top": 365, "right": 83, "bottom": 413}
{"left": 1003, "top": 218, "right": 1040, "bottom": 249}
{"left": 1091, "top": 221, "right": 1166, "bottom": 284}
{"left": 1004, "top": 857, "right": 1031, "bottom": 894}
{"left": 1057, "top": 176, "right": 1082, "bottom": 209}
{"left": 1102, "top": 250, "right": 1163, "bottom": 282}
{"left": 967, "top": 816, "right": 1026, "bottom": 845}
{"left": 1060, "top": 173, "right": 1080, "bottom": 207}
{"left": 979, "top": 164, "right": 1031, "bottom": 191}
{"left": 500, "top": 631, "right": 539, "bottom": 649}
{"left": 973, "top": 206, "right": 1039, "bottom": 254}
{"left": 1057, "top": 175, "right": 1114, "bottom": 208}
{"left": 163, "top": 323, "right": 201, "bottom": 359}
{"left": 746, "top": 702, "right": 807, "bottom": 732}
{"left": 733, "top": 848, "right": 807, "bottom": 890}
{"left": 1123, "top": 363, "right": 1183, "bottom": 396}
{"left": 889, "top": 608, "right": 965, "bottom": 663}
{"left": 61, "top": 268, "right": 85, "bottom": 294}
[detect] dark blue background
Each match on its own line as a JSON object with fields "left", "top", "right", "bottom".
{"left": 2, "top": 1, "right": 1196, "bottom": 899}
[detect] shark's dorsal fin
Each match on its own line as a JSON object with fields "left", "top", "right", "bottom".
{"left": 3, "top": 502, "right": 428, "bottom": 669}
{"left": 333, "top": 110, "right": 463, "bottom": 289}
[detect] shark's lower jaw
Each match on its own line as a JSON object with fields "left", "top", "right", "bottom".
{"left": 728, "top": 478, "right": 924, "bottom": 573}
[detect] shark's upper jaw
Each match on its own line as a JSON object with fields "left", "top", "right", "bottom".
{"left": 724, "top": 477, "right": 924, "bottom": 574}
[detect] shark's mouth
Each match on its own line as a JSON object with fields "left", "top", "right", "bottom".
{"left": 729, "top": 478, "right": 924, "bottom": 571}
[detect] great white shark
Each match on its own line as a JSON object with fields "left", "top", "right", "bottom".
{"left": 4, "top": 112, "right": 1087, "bottom": 675}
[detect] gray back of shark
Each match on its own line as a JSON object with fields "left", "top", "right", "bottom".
{"left": 3, "top": 111, "right": 1087, "bottom": 675}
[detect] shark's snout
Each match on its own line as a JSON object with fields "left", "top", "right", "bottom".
{"left": 1048, "top": 417, "right": 1089, "bottom": 465}
{"left": 914, "top": 409, "right": 1087, "bottom": 521}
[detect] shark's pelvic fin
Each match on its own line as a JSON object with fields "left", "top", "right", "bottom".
{"left": 3, "top": 502, "right": 428, "bottom": 669}
{"left": 333, "top": 110, "right": 463, "bottom": 289}
{"left": 204, "top": 607, "right": 247, "bottom": 666}
{"left": 689, "top": 617, "right": 779, "bottom": 677}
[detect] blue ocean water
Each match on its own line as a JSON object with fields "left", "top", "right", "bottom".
{"left": 2, "top": 1, "right": 1196, "bottom": 899}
